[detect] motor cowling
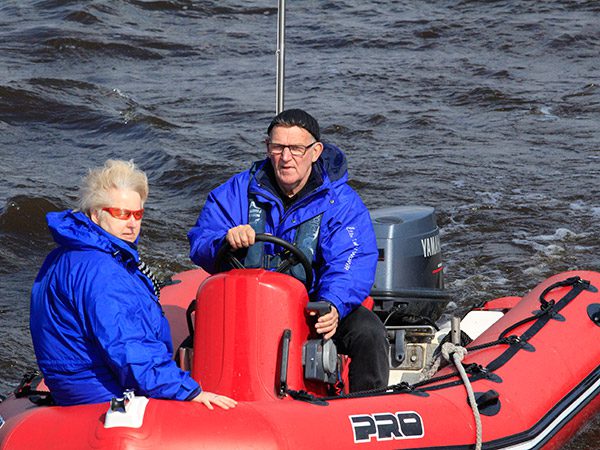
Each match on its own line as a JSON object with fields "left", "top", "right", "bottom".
{"left": 370, "top": 206, "right": 449, "bottom": 326}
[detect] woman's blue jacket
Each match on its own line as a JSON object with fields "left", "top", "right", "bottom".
{"left": 30, "top": 210, "right": 200, "bottom": 406}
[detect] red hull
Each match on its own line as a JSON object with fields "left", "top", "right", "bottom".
{"left": 1, "top": 270, "right": 599, "bottom": 449}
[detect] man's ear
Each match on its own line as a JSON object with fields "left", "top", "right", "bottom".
{"left": 311, "top": 142, "right": 324, "bottom": 163}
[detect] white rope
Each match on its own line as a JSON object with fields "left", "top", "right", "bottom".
{"left": 420, "top": 354, "right": 442, "bottom": 382}
{"left": 441, "top": 342, "right": 482, "bottom": 450}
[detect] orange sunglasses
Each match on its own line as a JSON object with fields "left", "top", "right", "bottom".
{"left": 102, "top": 207, "right": 144, "bottom": 220}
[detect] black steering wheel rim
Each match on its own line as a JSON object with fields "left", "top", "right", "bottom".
{"left": 215, "top": 233, "right": 313, "bottom": 289}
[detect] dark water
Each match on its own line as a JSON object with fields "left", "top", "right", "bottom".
{"left": 0, "top": 1, "right": 598, "bottom": 447}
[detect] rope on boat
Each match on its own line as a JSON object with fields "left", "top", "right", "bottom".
{"left": 441, "top": 342, "right": 482, "bottom": 450}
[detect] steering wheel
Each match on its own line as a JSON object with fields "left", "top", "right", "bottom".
{"left": 215, "top": 233, "right": 313, "bottom": 290}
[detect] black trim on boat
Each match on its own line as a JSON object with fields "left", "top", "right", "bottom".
{"left": 289, "top": 277, "right": 599, "bottom": 449}
{"left": 487, "top": 277, "right": 591, "bottom": 372}
{"left": 311, "top": 277, "right": 600, "bottom": 449}
{"left": 317, "top": 277, "right": 594, "bottom": 401}
{"left": 416, "top": 277, "right": 592, "bottom": 393}
{"left": 485, "top": 364, "right": 600, "bottom": 450}
{"left": 399, "top": 365, "right": 600, "bottom": 450}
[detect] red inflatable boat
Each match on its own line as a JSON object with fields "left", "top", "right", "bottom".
{"left": 1, "top": 263, "right": 599, "bottom": 449}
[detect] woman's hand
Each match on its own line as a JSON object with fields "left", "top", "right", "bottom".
{"left": 191, "top": 391, "right": 238, "bottom": 410}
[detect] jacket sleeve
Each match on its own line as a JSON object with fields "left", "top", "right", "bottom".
{"left": 316, "top": 188, "right": 378, "bottom": 319}
{"left": 82, "top": 262, "right": 201, "bottom": 401}
{"left": 187, "top": 173, "right": 249, "bottom": 274}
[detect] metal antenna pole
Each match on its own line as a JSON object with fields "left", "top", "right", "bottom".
{"left": 276, "top": 0, "right": 286, "bottom": 114}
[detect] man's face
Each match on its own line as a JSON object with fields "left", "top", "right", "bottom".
{"left": 268, "top": 125, "right": 323, "bottom": 196}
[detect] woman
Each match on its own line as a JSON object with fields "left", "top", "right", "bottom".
{"left": 30, "top": 159, "right": 236, "bottom": 410}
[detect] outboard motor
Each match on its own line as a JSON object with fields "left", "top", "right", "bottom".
{"left": 370, "top": 206, "right": 450, "bottom": 378}
{"left": 370, "top": 206, "right": 448, "bottom": 324}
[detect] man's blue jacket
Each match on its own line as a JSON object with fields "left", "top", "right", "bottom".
{"left": 30, "top": 210, "right": 200, "bottom": 406}
{"left": 188, "top": 144, "right": 378, "bottom": 319}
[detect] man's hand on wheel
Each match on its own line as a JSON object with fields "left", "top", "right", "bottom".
{"left": 226, "top": 225, "right": 255, "bottom": 250}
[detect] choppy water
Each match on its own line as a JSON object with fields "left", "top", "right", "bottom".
{"left": 0, "top": 1, "right": 598, "bottom": 447}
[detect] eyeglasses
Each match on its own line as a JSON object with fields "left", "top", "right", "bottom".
{"left": 265, "top": 140, "right": 317, "bottom": 157}
{"left": 102, "top": 207, "right": 144, "bottom": 220}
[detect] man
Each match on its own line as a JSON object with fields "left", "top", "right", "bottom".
{"left": 188, "top": 109, "right": 389, "bottom": 392}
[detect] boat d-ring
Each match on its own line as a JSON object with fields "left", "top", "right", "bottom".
{"left": 588, "top": 304, "right": 600, "bottom": 327}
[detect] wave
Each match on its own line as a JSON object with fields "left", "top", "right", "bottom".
{"left": 448, "top": 86, "right": 530, "bottom": 111}
{"left": 549, "top": 31, "right": 600, "bottom": 50}
{"left": 64, "top": 10, "right": 101, "bottom": 25}
{"left": 0, "top": 79, "right": 178, "bottom": 133}
{"left": 42, "top": 36, "right": 163, "bottom": 60}
{"left": 0, "top": 196, "right": 64, "bottom": 236}
{"left": 4, "top": 22, "right": 198, "bottom": 62}
{"left": 122, "top": 0, "right": 277, "bottom": 17}
{"left": 0, "top": 196, "right": 64, "bottom": 275}
{"left": 154, "top": 155, "right": 234, "bottom": 198}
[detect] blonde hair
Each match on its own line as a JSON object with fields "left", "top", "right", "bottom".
{"left": 78, "top": 159, "right": 149, "bottom": 215}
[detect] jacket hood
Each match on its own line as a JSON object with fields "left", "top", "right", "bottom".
{"left": 47, "top": 210, "right": 139, "bottom": 262}
{"left": 317, "top": 143, "right": 348, "bottom": 185}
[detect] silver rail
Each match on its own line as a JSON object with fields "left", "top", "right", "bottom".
{"left": 276, "top": 0, "right": 286, "bottom": 114}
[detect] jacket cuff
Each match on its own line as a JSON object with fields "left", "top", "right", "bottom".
{"left": 175, "top": 376, "right": 201, "bottom": 401}
{"left": 320, "top": 297, "right": 348, "bottom": 319}
{"left": 184, "top": 386, "right": 202, "bottom": 401}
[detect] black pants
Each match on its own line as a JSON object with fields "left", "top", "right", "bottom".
{"left": 333, "top": 306, "right": 390, "bottom": 393}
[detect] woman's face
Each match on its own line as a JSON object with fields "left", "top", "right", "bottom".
{"left": 91, "top": 188, "right": 143, "bottom": 243}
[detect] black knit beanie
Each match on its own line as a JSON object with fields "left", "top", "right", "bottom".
{"left": 267, "top": 109, "right": 320, "bottom": 141}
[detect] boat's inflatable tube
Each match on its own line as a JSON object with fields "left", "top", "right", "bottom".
{"left": 1, "top": 270, "right": 599, "bottom": 449}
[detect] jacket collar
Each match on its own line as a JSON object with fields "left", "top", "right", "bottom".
{"left": 47, "top": 210, "right": 140, "bottom": 264}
